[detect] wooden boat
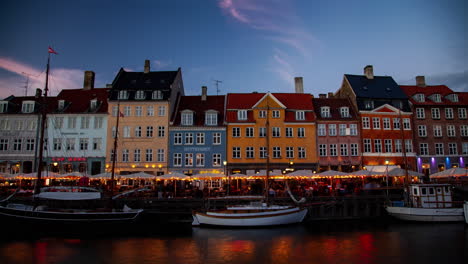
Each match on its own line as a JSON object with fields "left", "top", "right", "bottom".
{"left": 464, "top": 201, "right": 468, "bottom": 224}
{"left": 385, "top": 184, "right": 464, "bottom": 222}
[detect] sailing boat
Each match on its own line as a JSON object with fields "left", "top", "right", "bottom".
{"left": 193, "top": 94, "right": 307, "bottom": 227}
{"left": 384, "top": 110, "right": 464, "bottom": 222}
{"left": 0, "top": 48, "right": 143, "bottom": 225}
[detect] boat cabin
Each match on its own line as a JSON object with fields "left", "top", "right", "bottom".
{"left": 410, "top": 184, "right": 453, "bottom": 208}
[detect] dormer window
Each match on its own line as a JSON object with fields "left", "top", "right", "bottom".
{"left": 135, "top": 90, "right": 145, "bottom": 100}
{"left": 181, "top": 111, "right": 194, "bottom": 126}
{"left": 414, "top": 94, "right": 425, "bottom": 102}
{"left": 58, "top": 100, "right": 65, "bottom": 110}
{"left": 118, "top": 90, "right": 129, "bottom": 99}
{"left": 152, "top": 90, "right": 163, "bottom": 99}
{"left": 432, "top": 94, "right": 441, "bottom": 102}
{"left": 320, "top": 107, "right": 330, "bottom": 118}
{"left": 340, "top": 107, "right": 350, "bottom": 118}
{"left": 237, "top": 110, "right": 247, "bottom": 120}
{"left": 0, "top": 101, "right": 8, "bottom": 113}
{"left": 296, "top": 111, "right": 305, "bottom": 120}
{"left": 364, "top": 100, "right": 374, "bottom": 109}
{"left": 21, "top": 101, "right": 35, "bottom": 113}
{"left": 205, "top": 111, "right": 218, "bottom": 126}
{"left": 90, "top": 99, "right": 98, "bottom": 111}
{"left": 446, "top": 94, "right": 458, "bottom": 102}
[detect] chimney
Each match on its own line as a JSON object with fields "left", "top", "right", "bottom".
{"left": 364, "top": 65, "right": 374, "bottom": 79}
{"left": 201, "top": 86, "right": 207, "bottom": 101}
{"left": 416, "top": 76, "right": 426, "bottom": 87}
{"left": 83, "top": 71, "right": 95, "bottom": 90}
{"left": 294, "top": 77, "right": 304, "bottom": 93}
{"left": 35, "top": 88, "right": 42, "bottom": 98}
{"left": 144, "top": 60, "right": 150, "bottom": 73}
{"left": 319, "top": 94, "right": 326, "bottom": 99}
{"left": 328, "top": 92, "right": 334, "bottom": 98}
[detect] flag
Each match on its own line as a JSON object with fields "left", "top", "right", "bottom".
{"left": 48, "top": 46, "right": 58, "bottom": 54}
{"left": 119, "top": 111, "right": 124, "bottom": 117}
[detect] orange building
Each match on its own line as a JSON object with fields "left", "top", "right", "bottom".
{"left": 226, "top": 92, "right": 318, "bottom": 174}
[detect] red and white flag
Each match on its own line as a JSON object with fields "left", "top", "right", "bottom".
{"left": 119, "top": 111, "right": 125, "bottom": 117}
{"left": 48, "top": 46, "right": 58, "bottom": 54}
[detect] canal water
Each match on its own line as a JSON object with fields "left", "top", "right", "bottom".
{"left": 0, "top": 221, "right": 466, "bottom": 264}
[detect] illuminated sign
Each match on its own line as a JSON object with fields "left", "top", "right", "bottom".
{"left": 51, "top": 157, "right": 87, "bottom": 162}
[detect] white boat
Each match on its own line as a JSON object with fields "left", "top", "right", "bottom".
{"left": 385, "top": 184, "right": 464, "bottom": 222}
{"left": 464, "top": 201, "right": 468, "bottom": 224}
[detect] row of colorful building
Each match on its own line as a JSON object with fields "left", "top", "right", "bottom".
{"left": 0, "top": 61, "right": 467, "bottom": 177}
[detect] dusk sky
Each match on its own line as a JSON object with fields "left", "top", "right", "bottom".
{"left": 0, "top": 0, "right": 466, "bottom": 99}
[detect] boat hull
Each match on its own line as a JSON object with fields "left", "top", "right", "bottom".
{"left": 464, "top": 201, "right": 468, "bottom": 225}
{"left": 386, "top": 206, "right": 464, "bottom": 222}
{"left": 194, "top": 207, "right": 307, "bottom": 227}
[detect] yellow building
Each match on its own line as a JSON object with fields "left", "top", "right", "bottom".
{"left": 226, "top": 92, "right": 318, "bottom": 174}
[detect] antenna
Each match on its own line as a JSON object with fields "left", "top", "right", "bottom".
{"left": 213, "top": 79, "right": 222, "bottom": 95}
{"left": 21, "top": 72, "right": 38, "bottom": 96}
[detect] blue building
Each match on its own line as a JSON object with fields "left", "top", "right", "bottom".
{"left": 169, "top": 87, "right": 226, "bottom": 175}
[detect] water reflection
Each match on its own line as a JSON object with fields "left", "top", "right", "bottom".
{"left": 0, "top": 223, "right": 465, "bottom": 264}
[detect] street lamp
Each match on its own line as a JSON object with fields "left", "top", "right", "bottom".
{"left": 223, "top": 161, "right": 229, "bottom": 195}
{"left": 385, "top": 160, "right": 390, "bottom": 197}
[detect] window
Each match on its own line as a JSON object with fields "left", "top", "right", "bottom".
{"left": 173, "top": 153, "right": 182, "bottom": 167}
{"left": 445, "top": 108, "right": 454, "bottom": 119}
{"left": 272, "top": 110, "right": 280, "bottom": 118}
{"left": 232, "top": 147, "right": 241, "bottom": 158}
{"left": 350, "top": 124, "right": 358, "bottom": 136}
{"left": 54, "top": 117, "right": 63, "bottom": 129}
{"left": 340, "top": 144, "right": 348, "bottom": 156}
{"left": 0, "top": 120, "right": 10, "bottom": 130}
{"left": 181, "top": 112, "right": 193, "bottom": 126}
{"left": 328, "top": 124, "right": 336, "bottom": 136}
{"left": 319, "top": 144, "right": 327, "bottom": 156}
{"left": 152, "top": 90, "right": 163, "bottom": 99}
{"left": 238, "top": 110, "right": 247, "bottom": 120}
{"left": 431, "top": 108, "right": 440, "bottom": 119}
{"left": 158, "top": 106, "right": 166, "bottom": 116}
{"left": 296, "top": 111, "right": 305, "bottom": 120}
{"left": 340, "top": 107, "right": 350, "bottom": 118}
{"left": 432, "top": 94, "right": 441, "bottom": 102}
{"left": 122, "top": 149, "right": 129, "bottom": 162}
{"left": 196, "top": 133, "right": 204, "bottom": 144}
{"left": 318, "top": 124, "right": 326, "bottom": 136}
{"left": 372, "top": 118, "right": 380, "bottom": 129}
{"left": 135, "top": 90, "right": 145, "bottom": 100}
{"left": 298, "top": 147, "right": 306, "bottom": 158}
{"left": 26, "top": 139, "right": 35, "bottom": 151}
{"left": 286, "top": 147, "right": 294, "bottom": 158}
{"left": 339, "top": 124, "right": 347, "bottom": 136}
{"left": 448, "top": 143, "right": 457, "bottom": 155}
{"left": 122, "top": 106, "right": 131, "bottom": 117}
{"left": 321, "top": 107, "right": 330, "bottom": 118}
{"left": 22, "top": 101, "right": 35, "bottom": 113}
{"left": 350, "top": 143, "right": 358, "bottom": 156}
{"left": 0, "top": 139, "right": 9, "bottom": 151}
{"left": 92, "top": 138, "right": 101, "bottom": 150}
{"left": 447, "top": 94, "right": 458, "bottom": 102}
{"left": 118, "top": 90, "right": 128, "bottom": 99}
{"left": 112, "top": 126, "right": 116, "bottom": 138}
{"left": 66, "top": 138, "right": 75, "bottom": 151}
{"left": 232, "top": 127, "right": 241, "bottom": 137}
{"left": 393, "top": 118, "right": 401, "bottom": 130}
{"left": 384, "top": 139, "right": 392, "bottom": 153}
{"left": 272, "top": 127, "right": 281, "bottom": 137}
{"left": 135, "top": 106, "right": 142, "bottom": 117}
{"left": 374, "top": 139, "right": 382, "bottom": 153}
{"left": 416, "top": 108, "right": 425, "bottom": 119}
{"left": 94, "top": 117, "right": 103, "bottom": 129}
{"left": 395, "top": 140, "right": 402, "bottom": 153}
{"left": 462, "top": 143, "right": 468, "bottom": 155}
{"left": 53, "top": 138, "right": 62, "bottom": 151}
{"left": 185, "top": 133, "right": 193, "bottom": 144}
{"left": 145, "top": 149, "right": 153, "bottom": 162}
{"left": 433, "top": 125, "right": 442, "bottom": 137}
{"left": 112, "top": 106, "right": 118, "bottom": 117}
{"left": 364, "top": 100, "right": 374, "bottom": 109}
{"left": 259, "top": 127, "right": 266, "bottom": 137}
{"left": 420, "top": 143, "right": 429, "bottom": 156}
{"left": 212, "top": 154, "right": 221, "bottom": 167}
{"left": 260, "top": 147, "right": 267, "bottom": 159}
{"left": 435, "top": 143, "right": 444, "bottom": 155}
{"left": 158, "top": 126, "right": 165, "bottom": 137}
{"left": 246, "top": 127, "right": 254, "bottom": 137}
{"left": 273, "top": 146, "right": 281, "bottom": 158}
{"left": 134, "top": 149, "right": 141, "bottom": 162}
{"left": 447, "top": 125, "right": 456, "bottom": 137}
{"left": 362, "top": 117, "right": 370, "bottom": 129}
{"left": 297, "top": 128, "right": 305, "bottom": 138}
{"left": 0, "top": 102, "right": 8, "bottom": 113}
{"left": 174, "top": 133, "right": 182, "bottom": 145}
{"left": 80, "top": 116, "right": 90, "bottom": 129}
{"left": 418, "top": 125, "right": 427, "bottom": 137}
{"left": 246, "top": 147, "right": 254, "bottom": 158}
{"left": 205, "top": 112, "right": 217, "bottom": 125}
{"left": 146, "top": 126, "right": 153, "bottom": 137}
{"left": 147, "top": 106, "right": 154, "bottom": 116}
{"left": 196, "top": 153, "right": 205, "bottom": 167}
{"left": 110, "top": 149, "right": 116, "bottom": 162}
{"left": 213, "top": 133, "right": 221, "bottom": 145}
{"left": 286, "top": 127, "right": 293, "bottom": 137}
{"left": 383, "top": 118, "right": 390, "bottom": 130}
{"left": 79, "top": 138, "right": 88, "bottom": 150}
{"left": 461, "top": 125, "right": 468, "bottom": 137}
{"left": 329, "top": 144, "right": 337, "bottom": 156}
{"left": 185, "top": 153, "right": 193, "bottom": 166}
{"left": 364, "top": 139, "right": 371, "bottom": 152}
{"left": 135, "top": 126, "right": 142, "bottom": 137}
{"left": 259, "top": 110, "right": 266, "bottom": 118}
{"left": 458, "top": 108, "right": 467, "bottom": 119}
{"left": 123, "top": 126, "right": 131, "bottom": 138}
{"left": 415, "top": 94, "right": 425, "bottom": 102}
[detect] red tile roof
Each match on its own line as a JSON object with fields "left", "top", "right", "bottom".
{"left": 56, "top": 88, "right": 110, "bottom": 113}
{"left": 400, "top": 85, "right": 460, "bottom": 105}
{"left": 312, "top": 98, "right": 358, "bottom": 121}
{"left": 2, "top": 96, "right": 58, "bottom": 114}
{"left": 171, "top": 95, "right": 225, "bottom": 126}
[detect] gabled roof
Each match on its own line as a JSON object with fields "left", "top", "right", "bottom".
{"left": 312, "top": 98, "right": 358, "bottom": 121}
{"left": 56, "top": 88, "right": 110, "bottom": 114}
{"left": 345, "top": 74, "right": 407, "bottom": 99}
{"left": 171, "top": 95, "right": 225, "bottom": 126}
{"left": 400, "top": 85, "right": 462, "bottom": 106}
{"left": 0, "top": 95, "right": 57, "bottom": 114}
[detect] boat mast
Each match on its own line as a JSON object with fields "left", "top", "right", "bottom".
{"left": 34, "top": 52, "right": 51, "bottom": 195}
{"left": 110, "top": 100, "right": 121, "bottom": 198}
{"left": 265, "top": 94, "right": 270, "bottom": 205}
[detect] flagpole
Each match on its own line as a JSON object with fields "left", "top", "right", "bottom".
{"left": 110, "top": 100, "right": 121, "bottom": 199}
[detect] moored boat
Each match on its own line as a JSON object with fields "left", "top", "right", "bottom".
{"left": 464, "top": 201, "right": 468, "bottom": 224}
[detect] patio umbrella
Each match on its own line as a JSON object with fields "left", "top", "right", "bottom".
{"left": 286, "top": 169, "right": 315, "bottom": 177}
{"left": 155, "top": 172, "right": 190, "bottom": 197}
{"left": 123, "top": 172, "right": 156, "bottom": 179}
{"left": 316, "top": 170, "right": 347, "bottom": 177}
{"left": 387, "top": 168, "right": 424, "bottom": 177}
{"left": 191, "top": 173, "right": 226, "bottom": 180}
{"left": 430, "top": 167, "right": 468, "bottom": 179}
{"left": 350, "top": 170, "right": 384, "bottom": 177}
{"left": 89, "top": 172, "right": 120, "bottom": 179}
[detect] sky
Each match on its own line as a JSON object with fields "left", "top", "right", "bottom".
{"left": 0, "top": 0, "right": 466, "bottom": 99}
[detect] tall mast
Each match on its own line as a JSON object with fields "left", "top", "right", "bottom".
{"left": 34, "top": 53, "right": 51, "bottom": 195}
{"left": 110, "top": 100, "right": 121, "bottom": 198}
{"left": 265, "top": 94, "right": 270, "bottom": 205}
{"left": 398, "top": 109, "right": 409, "bottom": 183}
